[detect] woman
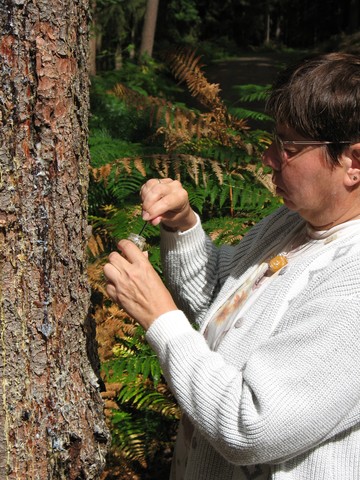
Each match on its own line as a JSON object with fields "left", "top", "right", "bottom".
{"left": 104, "top": 52, "right": 360, "bottom": 479}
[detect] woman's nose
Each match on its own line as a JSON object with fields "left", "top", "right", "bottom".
{"left": 262, "top": 143, "right": 281, "bottom": 171}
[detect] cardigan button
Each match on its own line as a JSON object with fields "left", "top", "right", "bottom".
{"left": 234, "top": 317, "right": 244, "bottom": 328}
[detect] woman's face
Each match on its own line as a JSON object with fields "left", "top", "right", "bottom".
{"left": 262, "top": 125, "right": 347, "bottom": 228}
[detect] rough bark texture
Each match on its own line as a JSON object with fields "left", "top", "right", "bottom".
{"left": 0, "top": 0, "right": 109, "bottom": 478}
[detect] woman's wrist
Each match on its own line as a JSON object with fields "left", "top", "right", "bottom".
{"left": 161, "top": 209, "right": 197, "bottom": 232}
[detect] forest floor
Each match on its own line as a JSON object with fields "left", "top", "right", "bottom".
{"left": 204, "top": 50, "right": 308, "bottom": 101}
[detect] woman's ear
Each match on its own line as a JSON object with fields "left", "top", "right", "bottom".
{"left": 342, "top": 143, "right": 360, "bottom": 187}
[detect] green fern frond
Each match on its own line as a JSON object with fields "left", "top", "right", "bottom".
{"left": 110, "top": 411, "right": 148, "bottom": 462}
{"left": 232, "top": 84, "right": 271, "bottom": 102}
{"left": 230, "top": 107, "right": 272, "bottom": 122}
{"left": 89, "top": 129, "right": 144, "bottom": 168}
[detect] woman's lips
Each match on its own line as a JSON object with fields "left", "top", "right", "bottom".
{"left": 275, "top": 185, "right": 285, "bottom": 195}
{"left": 272, "top": 177, "right": 285, "bottom": 195}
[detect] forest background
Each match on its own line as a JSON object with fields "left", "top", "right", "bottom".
{"left": 89, "top": 1, "right": 360, "bottom": 479}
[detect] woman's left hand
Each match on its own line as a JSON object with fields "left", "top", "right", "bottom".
{"left": 103, "top": 239, "right": 178, "bottom": 330}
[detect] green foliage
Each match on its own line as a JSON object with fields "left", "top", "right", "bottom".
{"left": 102, "top": 325, "right": 163, "bottom": 388}
{"left": 231, "top": 84, "right": 270, "bottom": 103}
{"left": 94, "top": 0, "right": 147, "bottom": 69}
{"left": 90, "top": 59, "right": 178, "bottom": 140}
{"left": 102, "top": 325, "right": 179, "bottom": 466}
{"left": 110, "top": 409, "right": 176, "bottom": 466}
{"left": 162, "top": 0, "right": 202, "bottom": 45}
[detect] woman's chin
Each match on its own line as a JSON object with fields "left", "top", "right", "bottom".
{"left": 281, "top": 195, "right": 297, "bottom": 211}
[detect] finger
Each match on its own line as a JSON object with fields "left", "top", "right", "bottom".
{"left": 105, "top": 282, "right": 117, "bottom": 301}
{"left": 142, "top": 181, "right": 185, "bottom": 217}
{"left": 142, "top": 194, "right": 173, "bottom": 222}
{"left": 117, "top": 239, "right": 149, "bottom": 263}
{"left": 140, "top": 178, "right": 174, "bottom": 204}
{"left": 140, "top": 178, "right": 165, "bottom": 198}
{"left": 143, "top": 192, "right": 189, "bottom": 224}
{"left": 156, "top": 178, "right": 173, "bottom": 185}
{"left": 103, "top": 262, "right": 121, "bottom": 283}
{"left": 141, "top": 181, "right": 166, "bottom": 206}
{"left": 107, "top": 250, "right": 127, "bottom": 271}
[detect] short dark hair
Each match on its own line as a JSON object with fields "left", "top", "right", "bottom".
{"left": 266, "top": 52, "right": 360, "bottom": 164}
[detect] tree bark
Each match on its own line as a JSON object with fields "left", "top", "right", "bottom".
{"left": 0, "top": 0, "right": 109, "bottom": 478}
{"left": 139, "top": 0, "right": 159, "bottom": 58}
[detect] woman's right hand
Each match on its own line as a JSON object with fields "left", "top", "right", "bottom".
{"left": 140, "top": 178, "right": 197, "bottom": 232}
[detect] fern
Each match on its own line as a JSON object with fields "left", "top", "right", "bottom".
{"left": 103, "top": 326, "right": 162, "bottom": 385}
{"left": 231, "top": 84, "right": 270, "bottom": 102}
{"left": 110, "top": 410, "right": 147, "bottom": 462}
{"left": 101, "top": 324, "right": 180, "bottom": 467}
{"left": 230, "top": 106, "right": 272, "bottom": 122}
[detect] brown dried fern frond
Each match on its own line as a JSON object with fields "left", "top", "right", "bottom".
{"left": 112, "top": 82, "right": 183, "bottom": 129}
{"left": 88, "top": 234, "right": 105, "bottom": 258}
{"left": 90, "top": 157, "right": 147, "bottom": 183}
{"left": 133, "top": 157, "right": 147, "bottom": 176}
{"left": 231, "top": 116, "right": 251, "bottom": 132}
{"left": 147, "top": 153, "right": 225, "bottom": 186}
{"left": 112, "top": 79, "right": 243, "bottom": 151}
{"left": 112, "top": 83, "right": 151, "bottom": 110}
{"left": 90, "top": 163, "right": 112, "bottom": 183}
{"left": 88, "top": 258, "right": 107, "bottom": 295}
{"left": 245, "top": 164, "right": 276, "bottom": 195}
{"left": 166, "top": 48, "right": 223, "bottom": 111}
{"left": 209, "top": 159, "right": 224, "bottom": 185}
{"left": 186, "top": 155, "right": 204, "bottom": 185}
{"left": 157, "top": 126, "right": 192, "bottom": 152}
{"left": 93, "top": 304, "right": 132, "bottom": 362}
{"left": 151, "top": 154, "right": 183, "bottom": 181}
{"left": 153, "top": 155, "right": 170, "bottom": 178}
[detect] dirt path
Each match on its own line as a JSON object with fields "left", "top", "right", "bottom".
{"left": 204, "top": 51, "right": 307, "bottom": 103}
{"left": 196, "top": 51, "right": 307, "bottom": 129}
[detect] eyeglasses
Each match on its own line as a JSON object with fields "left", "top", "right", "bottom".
{"left": 273, "top": 132, "right": 351, "bottom": 163}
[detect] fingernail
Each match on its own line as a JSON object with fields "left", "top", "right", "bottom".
{"left": 142, "top": 211, "right": 150, "bottom": 220}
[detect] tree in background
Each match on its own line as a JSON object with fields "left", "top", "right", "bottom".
{"left": 91, "top": 0, "right": 360, "bottom": 72}
{"left": 0, "top": 0, "right": 109, "bottom": 477}
{"left": 139, "top": 0, "right": 160, "bottom": 58}
{"left": 157, "top": 0, "right": 202, "bottom": 45}
{"left": 93, "top": 0, "right": 147, "bottom": 70}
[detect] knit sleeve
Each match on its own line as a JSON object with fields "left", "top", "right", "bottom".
{"left": 159, "top": 207, "right": 296, "bottom": 328}
{"left": 146, "top": 254, "right": 360, "bottom": 465}
{"left": 159, "top": 214, "right": 221, "bottom": 326}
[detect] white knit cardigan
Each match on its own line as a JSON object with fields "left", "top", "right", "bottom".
{"left": 146, "top": 206, "right": 360, "bottom": 479}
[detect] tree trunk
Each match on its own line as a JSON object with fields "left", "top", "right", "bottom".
{"left": 0, "top": 0, "right": 109, "bottom": 478}
{"left": 139, "top": 0, "right": 159, "bottom": 58}
{"left": 115, "top": 43, "right": 123, "bottom": 70}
